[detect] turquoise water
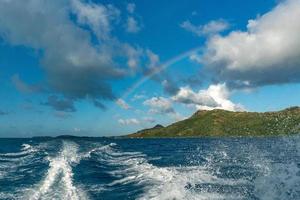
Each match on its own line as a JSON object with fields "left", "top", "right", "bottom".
{"left": 0, "top": 136, "right": 300, "bottom": 199}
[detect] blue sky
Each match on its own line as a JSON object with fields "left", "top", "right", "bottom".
{"left": 0, "top": 0, "right": 300, "bottom": 137}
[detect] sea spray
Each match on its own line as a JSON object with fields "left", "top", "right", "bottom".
{"left": 253, "top": 135, "right": 300, "bottom": 200}
{"left": 29, "top": 141, "right": 87, "bottom": 200}
{"left": 1, "top": 137, "right": 300, "bottom": 199}
{"left": 89, "top": 142, "right": 247, "bottom": 200}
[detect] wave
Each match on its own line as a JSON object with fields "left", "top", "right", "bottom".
{"left": 0, "top": 143, "right": 37, "bottom": 158}
{"left": 0, "top": 143, "right": 48, "bottom": 199}
{"left": 0, "top": 143, "right": 40, "bottom": 179}
{"left": 254, "top": 162, "right": 300, "bottom": 200}
{"left": 2, "top": 138, "right": 300, "bottom": 200}
{"left": 253, "top": 136, "right": 300, "bottom": 200}
{"left": 89, "top": 143, "right": 248, "bottom": 200}
{"left": 27, "top": 141, "right": 88, "bottom": 200}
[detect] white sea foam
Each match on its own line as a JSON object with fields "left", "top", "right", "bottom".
{"left": 91, "top": 143, "right": 246, "bottom": 200}
{"left": 253, "top": 136, "right": 300, "bottom": 200}
{"left": 29, "top": 141, "right": 88, "bottom": 200}
{"left": 0, "top": 143, "right": 37, "bottom": 157}
{"left": 21, "top": 144, "right": 32, "bottom": 151}
{"left": 3, "top": 138, "right": 299, "bottom": 200}
{"left": 0, "top": 171, "right": 5, "bottom": 179}
{"left": 0, "top": 143, "right": 40, "bottom": 180}
{"left": 254, "top": 162, "right": 300, "bottom": 200}
{"left": 0, "top": 192, "right": 17, "bottom": 200}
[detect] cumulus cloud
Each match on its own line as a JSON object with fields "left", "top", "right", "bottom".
{"left": 127, "top": 3, "right": 136, "bottom": 14}
{"left": 73, "top": 127, "right": 81, "bottom": 132}
{"left": 143, "top": 117, "right": 156, "bottom": 123}
{"left": 172, "top": 84, "right": 244, "bottom": 111}
{"left": 180, "top": 19, "right": 229, "bottom": 36}
{"left": 131, "top": 94, "right": 147, "bottom": 101}
{"left": 0, "top": 0, "right": 148, "bottom": 110}
{"left": 162, "top": 79, "right": 180, "bottom": 95}
{"left": 71, "top": 0, "right": 120, "bottom": 40}
{"left": 123, "top": 44, "right": 143, "bottom": 70}
{"left": 116, "top": 99, "right": 131, "bottom": 110}
{"left": 146, "top": 49, "right": 160, "bottom": 68}
{"left": 201, "top": 0, "right": 300, "bottom": 88}
{"left": 172, "top": 86, "right": 218, "bottom": 107}
{"left": 143, "top": 97, "right": 174, "bottom": 114}
{"left": 125, "top": 3, "right": 141, "bottom": 33}
{"left": 126, "top": 16, "right": 141, "bottom": 33}
{"left": 142, "top": 96, "right": 184, "bottom": 121}
{"left": 11, "top": 74, "right": 41, "bottom": 93}
{"left": 42, "top": 95, "right": 76, "bottom": 112}
{"left": 118, "top": 118, "right": 140, "bottom": 125}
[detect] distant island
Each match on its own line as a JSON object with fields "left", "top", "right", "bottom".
{"left": 127, "top": 107, "right": 300, "bottom": 138}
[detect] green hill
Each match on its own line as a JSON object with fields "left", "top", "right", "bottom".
{"left": 127, "top": 107, "right": 300, "bottom": 138}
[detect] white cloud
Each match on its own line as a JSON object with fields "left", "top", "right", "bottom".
{"left": 123, "top": 43, "right": 143, "bottom": 70}
{"left": 143, "top": 97, "right": 174, "bottom": 114}
{"left": 146, "top": 49, "right": 160, "bottom": 68}
{"left": 189, "top": 53, "right": 202, "bottom": 63}
{"left": 0, "top": 0, "right": 150, "bottom": 110}
{"left": 161, "top": 79, "right": 179, "bottom": 95}
{"left": 125, "top": 3, "right": 141, "bottom": 34}
{"left": 118, "top": 118, "right": 140, "bottom": 125}
{"left": 73, "top": 127, "right": 81, "bottom": 132}
{"left": 172, "top": 84, "right": 244, "bottom": 111}
{"left": 0, "top": 0, "right": 117, "bottom": 103}
{"left": 143, "top": 96, "right": 186, "bottom": 122}
{"left": 143, "top": 117, "right": 156, "bottom": 123}
{"left": 131, "top": 94, "right": 147, "bottom": 101}
{"left": 126, "top": 16, "right": 141, "bottom": 33}
{"left": 71, "top": 0, "right": 120, "bottom": 40}
{"left": 116, "top": 99, "right": 131, "bottom": 110}
{"left": 127, "top": 3, "right": 136, "bottom": 14}
{"left": 201, "top": 0, "right": 300, "bottom": 88}
{"left": 172, "top": 86, "right": 218, "bottom": 107}
{"left": 180, "top": 19, "right": 229, "bottom": 36}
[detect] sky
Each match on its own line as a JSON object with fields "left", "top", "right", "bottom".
{"left": 0, "top": 0, "right": 300, "bottom": 137}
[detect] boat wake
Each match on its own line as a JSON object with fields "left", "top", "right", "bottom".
{"left": 88, "top": 143, "right": 249, "bottom": 200}
{"left": 27, "top": 141, "right": 87, "bottom": 200}
{"left": 253, "top": 136, "right": 300, "bottom": 200}
{"left": 0, "top": 143, "right": 44, "bottom": 199}
{"left": 1, "top": 137, "right": 300, "bottom": 199}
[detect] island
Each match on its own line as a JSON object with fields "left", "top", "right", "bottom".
{"left": 127, "top": 107, "right": 300, "bottom": 138}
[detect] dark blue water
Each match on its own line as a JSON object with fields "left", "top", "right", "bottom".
{"left": 0, "top": 136, "right": 300, "bottom": 200}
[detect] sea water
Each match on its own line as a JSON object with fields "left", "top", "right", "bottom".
{"left": 0, "top": 136, "right": 300, "bottom": 200}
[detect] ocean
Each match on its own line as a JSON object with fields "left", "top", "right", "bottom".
{"left": 0, "top": 136, "right": 300, "bottom": 200}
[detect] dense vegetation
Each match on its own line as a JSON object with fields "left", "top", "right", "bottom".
{"left": 127, "top": 107, "right": 300, "bottom": 138}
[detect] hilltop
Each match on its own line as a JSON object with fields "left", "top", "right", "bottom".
{"left": 127, "top": 107, "right": 300, "bottom": 138}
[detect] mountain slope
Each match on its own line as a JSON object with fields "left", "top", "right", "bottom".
{"left": 127, "top": 107, "right": 300, "bottom": 138}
